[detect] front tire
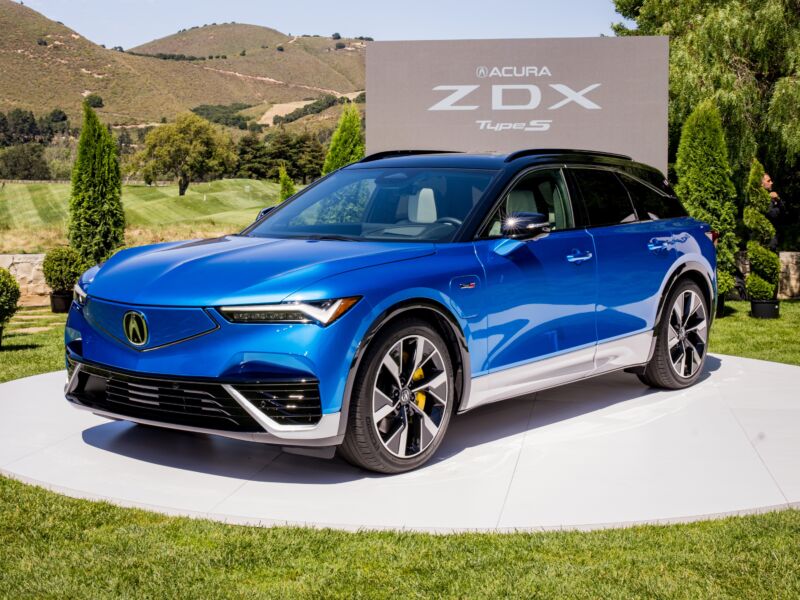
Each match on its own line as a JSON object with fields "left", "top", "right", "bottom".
{"left": 638, "top": 279, "right": 709, "bottom": 389}
{"left": 339, "top": 318, "right": 454, "bottom": 474}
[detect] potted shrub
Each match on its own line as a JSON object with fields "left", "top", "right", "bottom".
{"left": 43, "top": 247, "right": 85, "bottom": 313}
{"left": 743, "top": 159, "right": 781, "bottom": 319}
{"left": 0, "top": 268, "right": 21, "bottom": 349}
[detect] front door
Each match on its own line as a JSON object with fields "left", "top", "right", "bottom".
{"left": 474, "top": 168, "right": 597, "bottom": 382}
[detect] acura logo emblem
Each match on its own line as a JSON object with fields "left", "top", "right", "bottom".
{"left": 476, "top": 66, "right": 489, "bottom": 78}
{"left": 123, "top": 311, "right": 148, "bottom": 346}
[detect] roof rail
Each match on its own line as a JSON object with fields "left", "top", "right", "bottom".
{"left": 359, "top": 150, "right": 462, "bottom": 163}
{"left": 504, "top": 148, "right": 633, "bottom": 163}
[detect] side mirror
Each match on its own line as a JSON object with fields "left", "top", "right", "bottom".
{"left": 500, "top": 212, "right": 551, "bottom": 240}
{"left": 256, "top": 206, "right": 275, "bottom": 221}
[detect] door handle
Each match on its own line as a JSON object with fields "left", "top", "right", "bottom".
{"left": 566, "top": 250, "right": 593, "bottom": 264}
{"left": 648, "top": 238, "right": 671, "bottom": 252}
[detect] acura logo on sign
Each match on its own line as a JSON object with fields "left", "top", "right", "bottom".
{"left": 123, "top": 311, "right": 148, "bottom": 346}
{"left": 476, "top": 66, "right": 489, "bottom": 78}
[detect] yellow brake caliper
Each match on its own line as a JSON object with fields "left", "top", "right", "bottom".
{"left": 412, "top": 367, "right": 426, "bottom": 410}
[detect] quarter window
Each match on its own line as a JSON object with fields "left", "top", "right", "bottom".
{"left": 572, "top": 168, "right": 637, "bottom": 227}
{"left": 618, "top": 173, "right": 687, "bottom": 220}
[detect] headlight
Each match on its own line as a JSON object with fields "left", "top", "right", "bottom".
{"left": 73, "top": 283, "right": 87, "bottom": 306}
{"left": 219, "top": 297, "right": 360, "bottom": 326}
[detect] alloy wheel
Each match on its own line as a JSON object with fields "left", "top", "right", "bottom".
{"left": 667, "top": 289, "right": 708, "bottom": 378}
{"left": 372, "top": 335, "right": 448, "bottom": 459}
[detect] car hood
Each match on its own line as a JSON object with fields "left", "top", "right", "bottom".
{"left": 87, "top": 236, "right": 434, "bottom": 306}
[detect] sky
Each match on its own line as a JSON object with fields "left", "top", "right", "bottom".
{"left": 23, "top": 0, "right": 631, "bottom": 49}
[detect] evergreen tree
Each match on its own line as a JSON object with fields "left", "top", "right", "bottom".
{"left": 674, "top": 100, "right": 738, "bottom": 295}
{"left": 236, "top": 132, "right": 270, "bottom": 179}
{"left": 322, "top": 104, "right": 364, "bottom": 174}
{"left": 278, "top": 164, "right": 296, "bottom": 201}
{"left": 68, "top": 102, "right": 125, "bottom": 265}
{"left": 0, "top": 143, "right": 50, "bottom": 180}
{"left": 296, "top": 133, "right": 326, "bottom": 183}
{"left": 743, "top": 158, "right": 781, "bottom": 301}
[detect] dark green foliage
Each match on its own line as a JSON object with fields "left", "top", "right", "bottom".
{"left": 0, "top": 112, "right": 7, "bottom": 146}
{"left": 0, "top": 143, "right": 50, "bottom": 180}
{"left": 335, "top": 42, "right": 346, "bottom": 50}
{"left": 6, "top": 109, "right": 39, "bottom": 143}
{"left": 332, "top": 32, "right": 341, "bottom": 40}
{"left": 263, "top": 130, "right": 326, "bottom": 183}
{"left": 278, "top": 164, "right": 296, "bottom": 201}
{"left": 239, "top": 49, "right": 246, "bottom": 56}
{"left": 191, "top": 104, "right": 251, "bottom": 130}
{"left": 322, "top": 104, "right": 364, "bottom": 175}
{"left": 744, "top": 159, "right": 781, "bottom": 301}
{"left": 85, "top": 94, "right": 104, "bottom": 109}
{"left": 611, "top": 0, "right": 800, "bottom": 227}
{"left": 116, "top": 129, "right": 133, "bottom": 155}
{"left": 273, "top": 95, "right": 338, "bottom": 125}
{"left": 127, "top": 51, "right": 206, "bottom": 61}
{"left": 236, "top": 133, "right": 270, "bottom": 179}
{"left": 276, "top": 45, "right": 284, "bottom": 52}
{"left": 0, "top": 268, "right": 20, "bottom": 331}
{"left": 42, "top": 247, "right": 85, "bottom": 293}
{"left": 36, "top": 38, "right": 47, "bottom": 46}
{"left": 68, "top": 103, "right": 124, "bottom": 265}
{"left": 675, "top": 100, "right": 738, "bottom": 294}
{"left": 354, "top": 91, "right": 366, "bottom": 103}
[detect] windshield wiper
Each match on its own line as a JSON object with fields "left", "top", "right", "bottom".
{"left": 304, "top": 234, "right": 362, "bottom": 242}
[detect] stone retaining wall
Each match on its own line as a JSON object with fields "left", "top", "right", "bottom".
{"left": 0, "top": 254, "right": 48, "bottom": 306}
{"left": 2, "top": 251, "right": 799, "bottom": 308}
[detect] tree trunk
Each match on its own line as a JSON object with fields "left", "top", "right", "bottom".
{"left": 178, "top": 175, "right": 190, "bottom": 196}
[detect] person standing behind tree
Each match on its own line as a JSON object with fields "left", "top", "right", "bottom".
{"left": 762, "top": 172, "right": 784, "bottom": 251}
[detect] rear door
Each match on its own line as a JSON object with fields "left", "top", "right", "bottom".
{"left": 568, "top": 167, "right": 675, "bottom": 343}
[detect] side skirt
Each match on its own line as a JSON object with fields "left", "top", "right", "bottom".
{"left": 461, "top": 331, "right": 653, "bottom": 412}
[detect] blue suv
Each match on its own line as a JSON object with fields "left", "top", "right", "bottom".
{"left": 65, "top": 149, "right": 716, "bottom": 473}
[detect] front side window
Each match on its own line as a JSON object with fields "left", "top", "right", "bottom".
{"left": 246, "top": 168, "right": 496, "bottom": 242}
{"left": 618, "top": 173, "right": 688, "bottom": 220}
{"left": 482, "top": 168, "right": 573, "bottom": 237}
{"left": 571, "top": 168, "right": 637, "bottom": 227}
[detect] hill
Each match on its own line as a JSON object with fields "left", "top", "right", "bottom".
{"left": 0, "top": 1, "right": 361, "bottom": 124}
{"left": 0, "top": 179, "right": 281, "bottom": 253}
{"left": 131, "top": 24, "right": 366, "bottom": 95}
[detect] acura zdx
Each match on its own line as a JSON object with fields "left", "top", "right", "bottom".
{"left": 65, "top": 149, "right": 716, "bottom": 473}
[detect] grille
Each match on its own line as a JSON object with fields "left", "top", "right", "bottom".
{"left": 68, "top": 364, "right": 263, "bottom": 432}
{"left": 233, "top": 382, "right": 322, "bottom": 426}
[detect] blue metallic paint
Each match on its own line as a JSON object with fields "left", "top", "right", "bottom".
{"left": 65, "top": 151, "right": 717, "bottom": 446}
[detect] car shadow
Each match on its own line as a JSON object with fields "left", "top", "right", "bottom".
{"left": 81, "top": 355, "right": 724, "bottom": 483}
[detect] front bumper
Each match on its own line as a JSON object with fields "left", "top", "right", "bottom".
{"left": 65, "top": 359, "right": 343, "bottom": 447}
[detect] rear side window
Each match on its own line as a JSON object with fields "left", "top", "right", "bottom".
{"left": 571, "top": 168, "right": 636, "bottom": 227}
{"left": 618, "top": 173, "right": 688, "bottom": 220}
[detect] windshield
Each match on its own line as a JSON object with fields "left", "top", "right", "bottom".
{"left": 245, "top": 167, "right": 497, "bottom": 242}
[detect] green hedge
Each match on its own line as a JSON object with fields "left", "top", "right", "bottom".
{"left": 43, "top": 247, "right": 85, "bottom": 293}
{"left": 0, "top": 268, "right": 20, "bottom": 327}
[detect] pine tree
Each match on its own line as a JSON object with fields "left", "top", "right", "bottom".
{"left": 68, "top": 102, "right": 124, "bottom": 265}
{"left": 278, "top": 164, "right": 296, "bottom": 201}
{"left": 322, "top": 104, "right": 364, "bottom": 174}
{"left": 674, "top": 100, "right": 738, "bottom": 295}
{"left": 743, "top": 158, "right": 781, "bottom": 301}
{"left": 236, "top": 132, "right": 270, "bottom": 179}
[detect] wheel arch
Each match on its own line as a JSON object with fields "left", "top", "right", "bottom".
{"left": 336, "top": 298, "right": 471, "bottom": 438}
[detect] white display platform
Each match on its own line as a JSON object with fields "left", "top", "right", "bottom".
{"left": 1, "top": 354, "right": 797, "bottom": 532}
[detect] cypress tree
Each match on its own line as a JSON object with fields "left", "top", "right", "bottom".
{"left": 322, "top": 104, "right": 364, "bottom": 174}
{"left": 674, "top": 100, "right": 738, "bottom": 295}
{"left": 68, "top": 103, "right": 124, "bottom": 265}
{"left": 278, "top": 164, "right": 296, "bottom": 201}
{"left": 743, "top": 158, "right": 781, "bottom": 301}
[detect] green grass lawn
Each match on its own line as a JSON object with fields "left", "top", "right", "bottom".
{"left": 0, "top": 179, "right": 280, "bottom": 253}
{"left": 1, "top": 303, "right": 799, "bottom": 597}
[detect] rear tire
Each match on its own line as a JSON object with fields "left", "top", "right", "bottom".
{"left": 638, "top": 279, "right": 709, "bottom": 390}
{"left": 338, "top": 318, "right": 454, "bottom": 474}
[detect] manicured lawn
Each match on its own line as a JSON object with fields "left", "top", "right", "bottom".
{"left": 0, "top": 303, "right": 798, "bottom": 597}
{"left": 0, "top": 475, "right": 798, "bottom": 598}
{"left": 710, "top": 300, "right": 800, "bottom": 366}
{"left": 0, "top": 179, "right": 280, "bottom": 253}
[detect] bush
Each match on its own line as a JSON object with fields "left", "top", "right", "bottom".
{"left": 335, "top": 42, "right": 346, "bottom": 50}
{"left": 743, "top": 158, "right": 781, "bottom": 302}
{"left": 278, "top": 164, "right": 296, "bottom": 201}
{"left": 0, "top": 268, "right": 21, "bottom": 345}
{"left": 0, "top": 143, "right": 50, "bottom": 179}
{"left": 322, "top": 104, "right": 364, "bottom": 174}
{"left": 332, "top": 33, "right": 341, "bottom": 40}
{"left": 674, "top": 100, "right": 738, "bottom": 295}
{"left": 85, "top": 94, "right": 104, "bottom": 108}
{"left": 68, "top": 102, "right": 124, "bottom": 265}
{"left": 43, "top": 247, "right": 85, "bottom": 293}
{"left": 276, "top": 45, "right": 284, "bottom": 52}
